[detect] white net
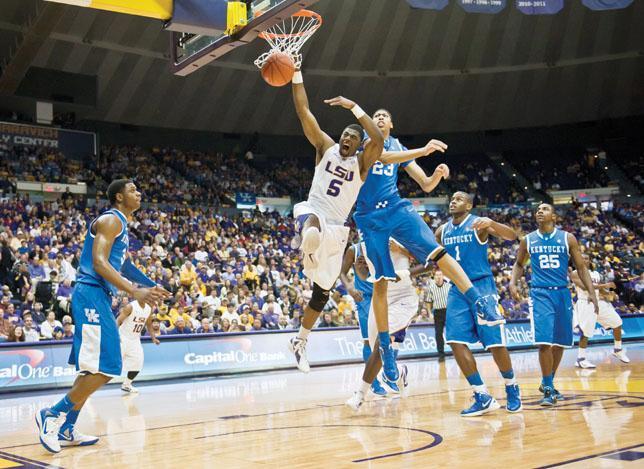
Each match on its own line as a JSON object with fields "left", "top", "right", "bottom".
{"left": 254, "top": 11, "right": 322, "bottom": 70}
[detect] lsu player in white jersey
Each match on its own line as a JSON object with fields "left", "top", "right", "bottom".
{"left": 116, "top": 300, "right": 159, "bottom": 393}
{"left": 572, "top": 255, "right": 629, "bottom": 368}
{"left": 287, "top": 69, "right": 384, "bottom": 371}
{"left": 346, "top": 240, "right": 427, "bottom": 410}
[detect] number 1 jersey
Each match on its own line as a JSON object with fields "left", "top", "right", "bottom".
{"left": 441, "top": 214, "right": 492, "bottom": 281}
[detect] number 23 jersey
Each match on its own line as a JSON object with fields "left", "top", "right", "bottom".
{"left": 307, "top": 144, "right": 363, "bottom": 225}
{"left": 526, "top": 228, "right": 570, "bottom": 288}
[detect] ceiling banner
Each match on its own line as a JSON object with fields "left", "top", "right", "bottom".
{"left": 581, "top": 0, "right": 634, "bottom": 11}
{"left": 406, "top": 0, "right": 450, "bottom": 9}
{"left": 516, "top": 0, "right": 564, "bottom": 15}
{"left": 457, "top": 0, "right": 507, "bottom": 14}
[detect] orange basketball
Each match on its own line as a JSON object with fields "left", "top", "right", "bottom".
{"left": 261, "top": 52, "right": 295, "bottom": 87}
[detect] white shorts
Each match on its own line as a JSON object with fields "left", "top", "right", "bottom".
{"left": 574, "top": 299, "right": 623, "bottom": 339}
{"left": 293, "top": 202, "right": 350, "bottom": 291}
{"left": 121, "top": 338, "right": 144, "bottom": 372}
{"left": 367, "top": 293, "right": 419, "bottom": 349}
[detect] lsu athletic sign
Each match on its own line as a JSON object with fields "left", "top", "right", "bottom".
{"left": 1, "top": 316, "right": 643, "bottom": 392}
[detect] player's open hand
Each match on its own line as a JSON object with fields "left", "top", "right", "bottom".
{"left": 133, "top": 287, "right": 166, "bottom": 307}
{"left": 324, "top": 96, "right": 357, "bottom": 110}
{"left": 509, "top": 283, "right": 522, "bottom": 302}
{"left": 472, "top": 217, "right": 493, "bottom": 231}
{"left": 433, "top": 163, "right": 450, "bottom": 180}
{"left": 423, "top": 139, "right": 448, "bottom": 156}
{"left": 154, "top": 285, "right": 172, "bottom": 299}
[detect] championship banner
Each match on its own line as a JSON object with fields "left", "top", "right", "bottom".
{"left": 581, "top": 0, "right": 634, "bottom": 11}
{"left": 0, "top": 121, "right": 96, "bottom": 158}
{"left": 2, "top": 315, "right": 643, "bottom": 393}
{"left": 458, "top": 0, "right": 507, "bottom": 14}
{"left": 406, "top": 0, "right": 450, "bottom": 10}
{"left": 516, "top": 0, "right": 564, "bottom": 14}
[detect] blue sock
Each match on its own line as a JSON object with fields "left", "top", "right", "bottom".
{"left": 60, "top": 409, "right": 80, "bottom": 433}
{"left": 362, "top": 342, "right": 372, "bottom": 363}
{"left": 500, "top": 369, "right": 514, "bottom": 380}
{"left": 378, "top": 331, "right": 391, "bottom": 350}
{"left": 466, "top": 372, "right": 484, "bottom": 387}
{"left": 542, "top": 374, "right": 554, "bottom": 388}
{"left": 51, "top": 395, "right": 75, "bottom": 415}
{"left": 464, "top": 287, "right": 482, "bottom": 305}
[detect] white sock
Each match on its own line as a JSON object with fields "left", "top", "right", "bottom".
{"left": 360, "top": 380, "right": 371, "bottom": 394}
{"left": 297, "top": 326, "right": 311, "bottom": 341}
{"left": 504, "top": 377, "right": 517, "bottom": 386}
{"left": 123, "top": 378, "right": 131, "bottom": 387}
{"left": 473, "top": 384, "right": 488, "bottom": 394}
{"left": 578, "top": 348, "right": 586, "bottom": 359}
{"left": 614, "top": 340, "right": 622, "bottom": 350}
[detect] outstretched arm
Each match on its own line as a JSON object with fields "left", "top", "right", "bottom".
{"left": 324, "top": 96, "right": 384, "bottom": 180}
{"left": 471, "top": 218, "right": 518, "bottom": 242}
{"left": 121, "top": 257, "right": 156, "bottom": 288}
{"left": 380, "top": 139, "right": 447, "bottom": 165}
{"left": 509, "top": 236, "right": 528, "bottom": 301}
{"left": 405, "top": 161, "right": 450, "bottom": 194}
{"left": 292, "top": 72, "right": 335, "bottom": 164}
{"left": 569, "top": 233, "right": 599, "bottom": 314}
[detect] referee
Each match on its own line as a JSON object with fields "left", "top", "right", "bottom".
{"left": 424, "top": 270, "right": 450, "bottom": 358}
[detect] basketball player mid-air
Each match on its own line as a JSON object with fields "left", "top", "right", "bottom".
{"left": 350, "top": 108, "right": 506, "bottom": 382}
{"left": 572, "top": 254, "right": 630, "bottom": 368}
{"left": 287, "top": 69, "right": 384, "bottom": 371}
{"left": 510, "top": 203, "right": 598, "bottom": 406}
{"left": 35, "top": 180, "right": 170, "bottom": 453}
{"left": 436, "top": 192, "right": 522, "bottom": 416}
{"left": 117, "top": 298, "right": 160, "bottom": 393}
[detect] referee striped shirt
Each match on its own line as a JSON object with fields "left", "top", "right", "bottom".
{"left": 424, "top": 279, "right": 450, "bottom": 310}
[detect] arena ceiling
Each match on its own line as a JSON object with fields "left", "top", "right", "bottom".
{"left": 0, "top": 0, "right": 642, "bottom": 136}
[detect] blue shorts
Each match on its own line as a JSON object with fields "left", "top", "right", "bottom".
{"left": 68, "top": 282, "right": 122, "bottom": 377}
{"left": 356, "top": 294, "right": 372, "bottom": 340}
{"left": 445, "top": 276, "right": 505, "bottom": 350}
{"left": 530, "top": 287, "right": 574, "bottom": 347}
{"left": 354, "top": 199, "right": 441, "bottom": 281}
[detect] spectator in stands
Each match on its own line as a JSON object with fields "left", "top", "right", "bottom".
{"left": 62, "top": 322, "right": 74, "bottom": 339}
{"left": 21, "top": 313, "right": 40, "bottom": 342}
{"left": 40, "top": 311, "right": 62, "bottom": 339}
{"left": 30, "top": 302, "right": 46, "bottom": 325}
{"left": 170, "top": 316, "right": 192, "bottom": 335}
{"left": 180, "top": 261, "right": 197, "bottom": 288}
{"left": 56, "top": 278, "right": 73, "bottom": 314}
{"left": 251, "top": 318, "right": 263, "bottom": 331}
{"left": 197, "top": 317, "right": 215, "bottom": 333}
{"left": 52, "top": 326, "right": 64, "bottom": 340}
{"left": 7, "top": 325, "right": 25, "bottom": 342}
{"left": 144, "top": 317, "right": 165, "bottom": 337}
{"left": 318, "top": 312, "right": 336, "bottom": 328}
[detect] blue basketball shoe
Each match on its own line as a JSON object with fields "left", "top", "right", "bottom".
{"left": 505, "top": 384, "right": 522, "bottom": 413}
{"left": 461, "top": 392, "right": 501, "bottom": 417}
{"left": 539, "top": 383, "right": 564, "bottom": 401}
{"left": 371, "top": 378, "right": 388, "bottom": 397}
{"left": 539, "top": 386, "right": 557, "bottom": 406}
{"left": 475, "top": 295, "right": 506, "bottom": 327}
{"left": 381, "top": 370, "right": 400, "bottom": 394}
{"left": 379, "top": 344, "right": 399, "bottom": 382}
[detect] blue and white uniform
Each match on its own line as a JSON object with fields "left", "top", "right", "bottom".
{"left": 442, "top": 214, "right": 505, "bottom": 349}
{"left": 527, "top": 228, "right": 574, "bottom": 347}
{"left": 352, "top": 242, "right": 373, "bottom": 340}
{"left": 353, "top": 136, "right": 441, "bottom": 281}
{"left": 68, "top": 209, "right": 129, "bottom": 377}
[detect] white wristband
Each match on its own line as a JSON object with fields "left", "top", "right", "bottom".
{"left": 292, "top": 71, "right": 303, "bottom": 84}
{"left": 351, "top": 105, "right": 365, "bottom": 119}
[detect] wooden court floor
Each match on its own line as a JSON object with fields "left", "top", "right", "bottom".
{"left": 0, "top": 342, "right": 642, "bottom": 468}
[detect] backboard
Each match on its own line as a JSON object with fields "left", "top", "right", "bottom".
{"left": 168, "top": 0, "right": 319, "bottom": 76}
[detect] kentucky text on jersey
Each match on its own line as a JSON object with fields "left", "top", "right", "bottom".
{"left": 442, "top": 234, "right": 473, "bottom": 245}
{"left": 527, "top": 228, "right": 570, "bottom": 288}
{"left": 355, "top": 136, "right": 410, "bottom": 213}
{"left": 528, "top": 245, "right": 567, "bottom": 254}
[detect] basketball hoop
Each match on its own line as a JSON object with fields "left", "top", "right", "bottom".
{"left": 254, "top": 10, "right": 322, "bottom": 70}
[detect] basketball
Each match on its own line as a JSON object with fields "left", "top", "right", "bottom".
{"left": 261, "top": 52, "right": 295, "bottom": 87}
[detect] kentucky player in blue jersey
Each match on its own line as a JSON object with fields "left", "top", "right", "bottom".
{"left": 436, "top": 192, "right": 522, "bottom": 416}
{"left": 339, "top": 242, "right": 387, "bottom": 397}
{"left": 36, "top": 180, "right": 170, "bottom": 453}
{"left": 510, "top": 203, "right": 598, "bottom": 406}
{"left": 354, "top": 109, "right": 505, "bottom": 383}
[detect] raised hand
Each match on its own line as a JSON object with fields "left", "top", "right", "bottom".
{"left": 472, "top": 217, "right": 494, "bottom": 231}
{"left": 348, "top": 288, "right": 363, "bottom": 303}
{"left": 423, "top": 139, "right": 448, "bottom": 156}
{"left": 433, "top": 163, "right": 450, "bottom": 180}
{"left": 324, "top": 96, "right": 357, "bottom": 110}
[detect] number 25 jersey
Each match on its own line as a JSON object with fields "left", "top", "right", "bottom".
{"left": 526, "top": 228, "right": 570, "bottom": 288}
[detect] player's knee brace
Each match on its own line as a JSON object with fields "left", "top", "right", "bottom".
{"left": 309, "top": 283, "right": 330, "bottom": 312}
{"left": 430, "top": 247, "right": 447, "bottom": 263}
